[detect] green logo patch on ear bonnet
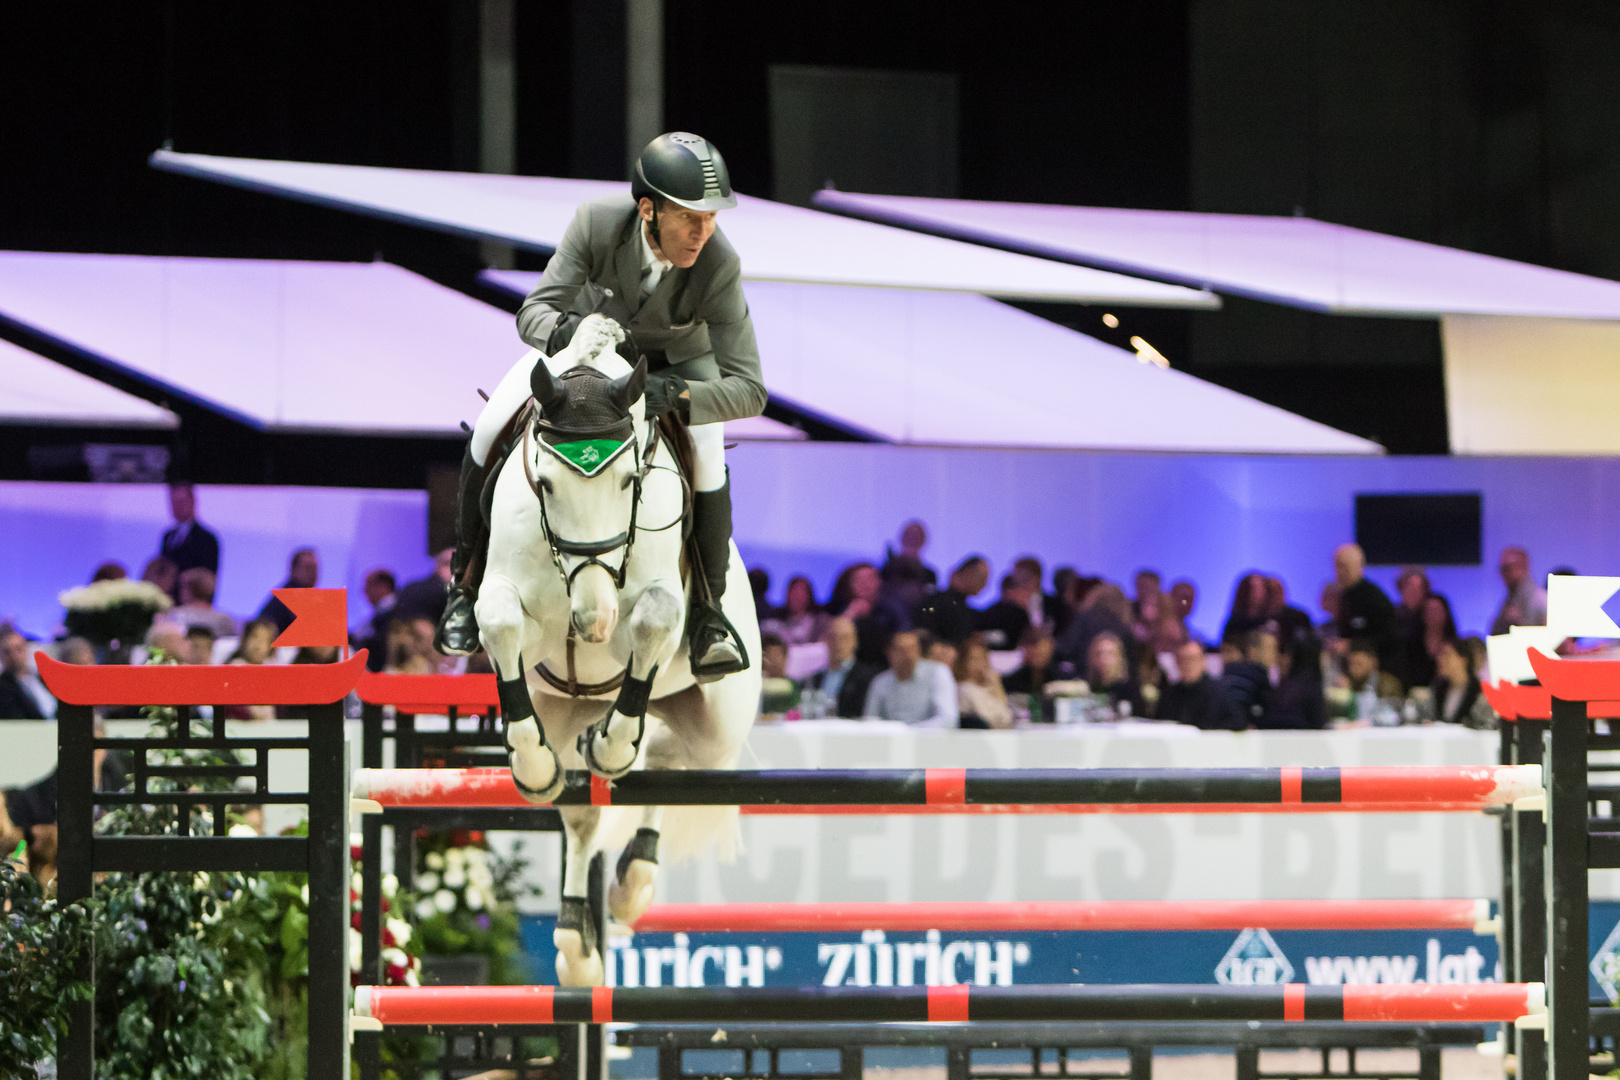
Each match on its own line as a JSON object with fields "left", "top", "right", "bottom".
{"left": 545, "top": 437, "right": 631, "bottom": 477}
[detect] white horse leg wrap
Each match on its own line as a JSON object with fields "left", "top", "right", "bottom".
{"left": 471, "top": 347, "right": 545, "bottom": 467}
{"left": 690, "top": 421, "right": 727, "bottom": 493}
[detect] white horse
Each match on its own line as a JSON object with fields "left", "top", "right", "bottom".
{"left": 475, "top": 314, "right": 761, "bottom": 985}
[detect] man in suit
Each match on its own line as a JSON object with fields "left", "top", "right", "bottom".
{"left": 803, "top": 617, "right": 880, "bottom": 718}
{"left": 159, "top": 483, "right": 220, "bottom": 595}
{"left": 437, "top": 132, "right": 765, "bottom": 682}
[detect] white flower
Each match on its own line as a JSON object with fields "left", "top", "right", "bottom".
{"left": 381, "top": 873, "right": 398, "bottom": 899}
{"left": 405, "top": 968, "right": 420, "bottom": 987}
{"left": 424, "top": 852, "right": 445, "bottom": 871}
{"left": 469, "top": 864, "right": 494, "bottom": 889}
{"left": 300, "top": 884, "right": 310, "bottom": 905}
{"left": 193, "top": 872, "right": 210, "bottom": 891}
{"left": 351, "top": 871, "right": 364, "bottom": 894}
{"left": 228, "top": 823, "right": 259, "bottom": 838}
{"left": 445, "top": 848, "right": 466, "bottom": 868}
{"left": 443, "top": 868, "right": 466, "bottom": 889}
{"left": 464, "top": 886, "right": 485, "bottom": 911}
{"left": 463, "top": 848, "right": 487, "bottom": 868}
{"left": 386, "top": 918, "right": 412, "bottom": 948}
{"left": 382, "top": 947, "right": 407, "bottom": 967}
{"left": 349, "top": 928, "right": 363, "bottom": 972}
{"left": 58, "top": 578, "right": 173, "bottom": 613}
{"left": 415, "top": 899, "right": 437, "bottom": 920}
{"left": 434, "top": 889, "right": 457, "bottom": 913}
{"left": 416, "top": 871, "right": 439, "bottom": 892}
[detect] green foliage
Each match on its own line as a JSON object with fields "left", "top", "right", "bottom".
{"left": 0, "top": 861, "right": 93, "bottom": 1079}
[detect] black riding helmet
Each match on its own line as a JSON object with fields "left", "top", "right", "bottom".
{"left": 631, "top": 132, "right": 738, "bottom": 212}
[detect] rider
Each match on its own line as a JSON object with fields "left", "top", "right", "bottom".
{"left": 436, "top": 132, "right": 765, "bottom": 681}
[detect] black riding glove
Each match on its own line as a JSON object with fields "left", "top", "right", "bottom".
{"left": 643, "top": 372, "right": 690, "bottom": 421}
{"left": 547, "top": 313, "right": 582, "bottom": 355}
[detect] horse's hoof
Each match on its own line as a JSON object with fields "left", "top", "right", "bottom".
{"left": 508, "top": 742, "right": 565, "bottom": 804}
{"left": 555, "top": 928, "right": 604, "bottom": 986}
{"left": 609, "top": 857, "right": 657, "bottom": 925}
{"left": 578, "top": 714, "right": 637, "bottom": 780}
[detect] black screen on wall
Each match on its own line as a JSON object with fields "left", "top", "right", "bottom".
{"left": 1354, "top": 493, "right": 1482, "bottom": 566}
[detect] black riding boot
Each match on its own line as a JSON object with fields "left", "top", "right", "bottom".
{"left": 688, "top": 475, "right": 748, "bottom": 681}
{"left": 434, "top": 445, "right": 488, "bottom": 657}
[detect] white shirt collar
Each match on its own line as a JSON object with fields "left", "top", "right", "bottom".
{"left": 639, "top": 223, "right": 673, "bottom": 275}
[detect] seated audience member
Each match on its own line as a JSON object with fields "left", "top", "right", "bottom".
{"left": 803, "top": 617, "right": 879, "bottom": 719}
{"left": 1264, "top": 577, "right": 1316, "bottom": 654}
{"left": 0, "top": 628, "right": 49, "bottom": 719}
{"left": 1400, "top": 592, "right": 1457, "bottom": 692}
{"left": 1432, "top": 636, "right": 1496, "bottom": 728}
{"left": 58, "top": 637, "right": 96, "bottom": 666}
{"left": 913, "top": 556, "right": 990, "bottom": 647}
{"left": 1168, "top": 579, "right": 1199, "bottom": 642}
{"left": 1388, "top": 567, "right": 1430, "bottom": 689}
{"left": 954, "top": 636, "right": 1012, "bottom": 729}
{"left": 92, "top": 561, "right": 128, "bottom": 582}
{"left": 1221, "top": 573, "right": 1271, "bottom": 645}
{"left": 357, "top": 569, "right": 398, "bottom": 669}
{"left": 863, "top": 630, "right": 958, "bottom": 725}
{"left": 1057, "top": 583, "right": 1137, "bottom": 671}
{"left": 1015, "top": 558, "right": 1064, "bottom": 633}
{"left": 184, "top": 625, "right": 218, "bottom": 666}
{"left": 1049, "top": 567, "right": 1079, "bottom": 636}
{"left": 171, "top": 567, "right": 238, "bottom": 638}
{"left": 1085, "top": 631, "right": 1145, "bottom": 718}
{"left": 759, "top": 633, "right": 800, "bottom": 716}
{"left": 1261, "top": 635, "right": 1326, "bottom": 730}
{"left": 1220, "top": 629, "right": 1276, "bottom": 729}
{"left": 1343, "top": 638, "right": 1402, "bottom": 697}
{"left": 257, "top": 547, "right": 320, "bottom": 632}
{"left": 921, "top": 631, "right": 959, "bottom": 673}
{"left": 393, "top": 549, "right": 453, "bottom": 626}
{"left": 1159, "top": 640, "right": 1240, "bottom": 730}
{"left": 227, "top": 619, "right": 280, "bottom": 719}
{"left": 831, "top": 562, "right": 907, "bottom": 667}
{"left": 1003, "top": 626, "right": 1076, "bottom": 700}
{"left": 145, "top": 622, "right": 189, "bottom": 663}
{"left": 761, "top": 576, "right": 829, "bottom": 645}
{"left": 976, "top": 572, "right": 1035, "bottom": 651}
{"left": 141, "top": 555, "right": 180, "bottom": 600}
{"left": 1132, "top": 570, "right": 1165, "bottom": 637}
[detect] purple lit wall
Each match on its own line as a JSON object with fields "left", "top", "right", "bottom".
{"left": 5, "top": 451, "right": 1617, "bottom": 644}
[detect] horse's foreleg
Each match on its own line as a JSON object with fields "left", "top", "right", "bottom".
{"left": 609, "top": 805, "right": 665, "bottom": 925}
{"left": 478, "top": 574, "right": 563, "bottom": 803}
{"left": 579, "top": 582, "right": 682, "bottom": 779}
{"left": 555, "top": 805, "right": 605, "bottom": 986}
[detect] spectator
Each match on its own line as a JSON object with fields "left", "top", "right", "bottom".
{"left": 1263, "top": 635, "right": 1326, "bottom": 730}
{"left": 954, "top": 636, "right": 1012, "bottom": 729}
{"left": 913, "top": 556, "right": 990, "bottom": 647}
{"left": 358, "top": 569, "right": 398, "bottom": 669}
{"left": 882, "top": 520, "right": 938, "bottom": 593}
{"left": 1317, "top": 582, "right": 1342, "bottom": 653}
{"left": 1167, "top": 579, "right": 1200, "bottom": 645}
{"left": 863, "top": 630, "right": 958, "bottom": 725}
{"left": 1491, "top": 546, "right": 1548, "bottom": 634}
{"left": 1221, "top": 629, "right": 1276, "bottom": 729}
{"left": 749, "top": 568, "right": 775, "bottom": 622}
{"left": 257, "top": 548, "right": 320, "bottom": 633}
{"left": 831, "top": 561, "right": 907, "bottom": 667}
{"left": 141, "top": 555, "right": 179, "bottom": 600}
{"left": 1401, "top": 593, "right": 1457, "bottom": 692}
{"left": 184, "top": 625, "right": 218, "bottom": 665}
{"left": 0, "top": 629, "right": 49, "bottom": 719}
{"left": 167, "top": 568, "right": 238, "bottom": 638}
{"left": 803, "top": 617, "right": 879, "bottom": 719}
{"left": 1057, "top": 582, "right": 1136, "bottom": 670}
{"left": 1388, "top": 567, "right": 1431, "bottom": 690}
{"left": 976, "top": 572, "right": 1034, "bottom": 651}
{"left": 1333, "top": 544, "right": 1395, "bottom": 664}
{"left": 145, "top": 622, "right": 189, "bottom": 662}
{"left": 1133, "top": 570, "right": 1164, "bottom": 636}
{"left": 1221, "top": 573, "right": 1270, "bottom": 644}
{"left": 761, "top": 576, "right": 829, "bottom": 645}
{"left": 159, "top": 482, "right": 221, "bottom": 587}
{"left": 1159, "top": 641, "right": 1240, "bottom": 730}
{"left": 1086, "top": 631, "right": 1145, "bottom": 718}
{"left": 91, "top": 561, "right": 127, "bottom": 582}
{"left": 1342, "top": 638, "right": 1403, "bottom": 702}
{"left": 759, "top": 633, "right": 800, "bottom": 716}
{"left": 923, "top": 632, "right": 959, "bottom": 673}
{"left": 58, "top": 637, "right": 96, "bottom": 666}
{"left": 394, "top": 549, "right": 453, "bottom": 626}
{"left": 1003, "top": 626, "right": 1074, "bottom": 703}
{"left": 229, "top": 620, "right": 279, "bottom": 665}
{"left": 1263, "top": 577, "right": 1315, "bottom": 652}
{"left": 1050, "top": 567, "right": 1080, "bottom": 636}
{"left": 1432, "top": 637, "right": 1495, "bottom": 728}
{"left": 1015, "top": 557, "right": 1066, "bottom": 633}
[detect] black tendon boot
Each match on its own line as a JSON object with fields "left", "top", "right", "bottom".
{"left": 688, "top": 476, "right": 748, "bottom": 682}
{"left": 434, "top": 445, "right": 488, "bottom": 656}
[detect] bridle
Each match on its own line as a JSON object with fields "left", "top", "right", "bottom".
{"left": 520, "top": 405, "right": 689, "bottom": 598}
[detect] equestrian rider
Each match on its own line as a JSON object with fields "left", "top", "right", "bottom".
{"left": 436, "top": 132, "right": 765, "bottom": 681}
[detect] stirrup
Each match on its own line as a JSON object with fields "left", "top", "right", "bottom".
{"left": 690, "top": 605, "right": 749, "bottom": 683}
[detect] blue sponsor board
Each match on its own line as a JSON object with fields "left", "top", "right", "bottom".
{"left": 516, "top": 902, "right": 1620, "bottom": 995}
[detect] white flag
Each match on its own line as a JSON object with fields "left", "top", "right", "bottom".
{"left": 1545, "top": 574, "right": 1620, "bottom": 639}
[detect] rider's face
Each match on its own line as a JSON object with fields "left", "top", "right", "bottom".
{"left": 640, "top": 198, "right": 718, "bottom": 269}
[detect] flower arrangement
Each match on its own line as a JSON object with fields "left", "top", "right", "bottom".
{"left": 58, "top": 577, "right": 172, "bottom": 647}
{"left": 409, "top": 830, "right": 538, "bottom": 986}
{"left": 348, "top": 842, "right": 421, "bottom": 988}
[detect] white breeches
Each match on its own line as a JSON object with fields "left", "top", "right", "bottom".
{"left": 471, "top": 348, "right": 727, "bottom": 492}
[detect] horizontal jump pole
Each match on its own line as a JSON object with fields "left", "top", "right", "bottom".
{"left": 629, "top": 899, "right": 1495, "bottom": 934}
{"left": 351, "top": 765, "right": 1541, "bottom": 811}
{"left": 352, "top": 982, "right": 1543, "bottom": 1027}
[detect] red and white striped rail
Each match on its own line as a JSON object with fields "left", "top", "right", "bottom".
{"left": 627, "top": 898, "right": 1495, "bottom": 934}
{"left": 350, "top": 764, "right": 1542, "bottom": 813}
{"left": 351, "top": 982, "right": 1544, "bottom": 1027}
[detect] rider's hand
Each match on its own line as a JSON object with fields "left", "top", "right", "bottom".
{"left": 643, "top": 372, "right": 690, "bottom": 421}
{"left": 547, "top": 313, "right": 582, "bottom": 355}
